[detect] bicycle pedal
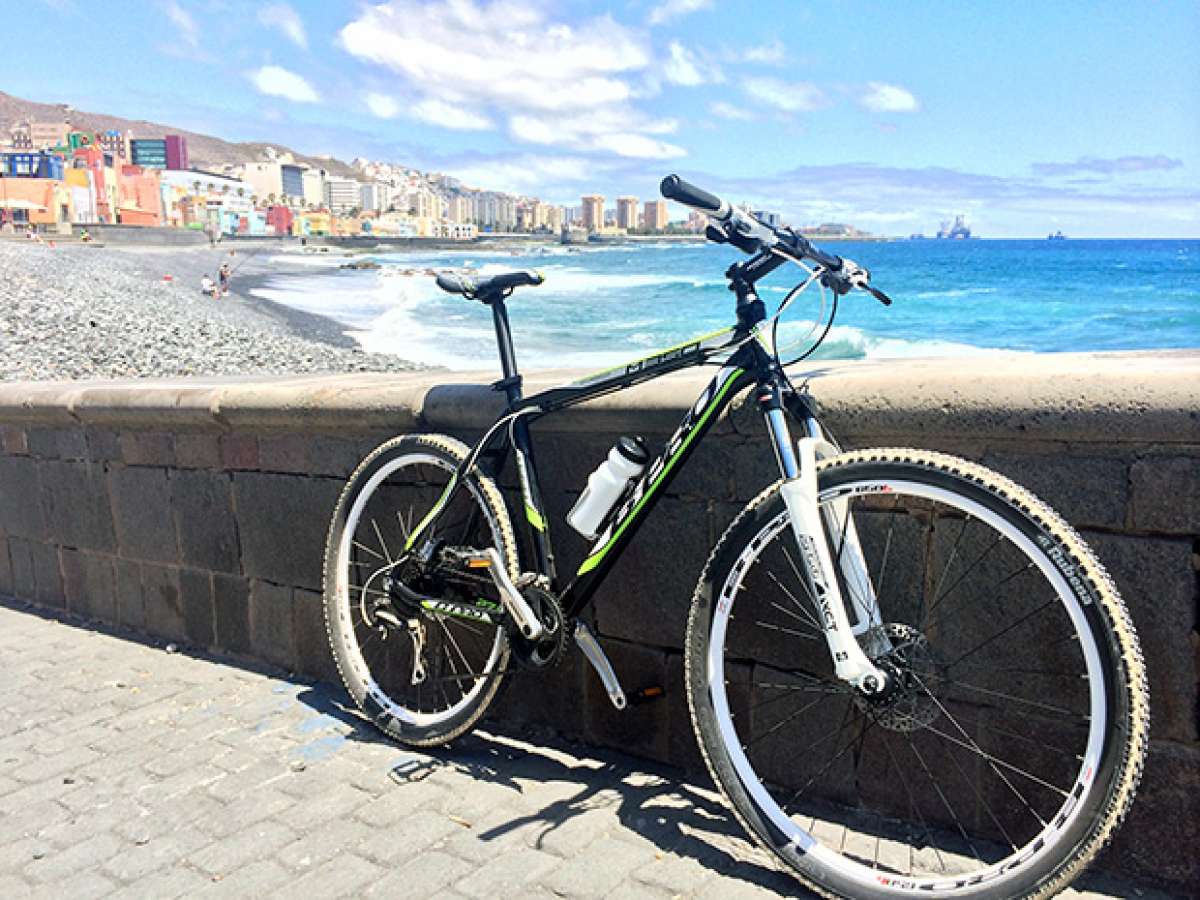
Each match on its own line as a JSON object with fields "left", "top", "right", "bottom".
{"left": 627, "top": 686, "right": 665, "bottom": 707}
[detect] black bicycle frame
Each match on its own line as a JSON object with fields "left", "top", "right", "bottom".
{"left": 408, "top": 248, "right": 815, "bottom": 623}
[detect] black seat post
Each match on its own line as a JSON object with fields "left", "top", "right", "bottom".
{"left": 486, "top": 293, "right": 523, "bottom": 406}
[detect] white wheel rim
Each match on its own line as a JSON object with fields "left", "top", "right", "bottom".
{"left": 335, "top": 451, "right": 505, "bottom": 728}
{"left": 707, "top": 479, "right": 1106, "bottom": 895}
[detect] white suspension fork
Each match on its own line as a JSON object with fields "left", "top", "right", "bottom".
{"left": 767, "top": 407, "right": 886, "bottom": 692}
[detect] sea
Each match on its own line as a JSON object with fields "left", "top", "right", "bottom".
{"left": 249, "top": 239, "right": 1199, "bottom": 371}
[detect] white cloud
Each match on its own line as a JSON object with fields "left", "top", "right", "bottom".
{"left": 339, "top": 1, "right": 687, "bottom": 160}
{"left": 663, "top": 41, "right": 705, "bottom": 86}
{"left": 741, "top": 77, "right": 827, "bottom": 113}
{"left": 248, "top": 65, "right": 320, "bottom": 104}
{"left": 710, "top": 101, "right": 755, "bottom": 121}
{"left": 258, "top": 3, "right": 308, "bottom": 49}
{"left": 447, "top": 155, "right": 601, "bottom": 195}
{"left": 860, "top": 82, "right": 920, "bottom": 113}
{"left": 648, "top": 0, "right": 712, "bottom": 26}
{"left": 743, "top": 40, "right": 785, "bottom": 65}
{"left": 591, "top": 133, "right": 686, "bottom": 159}
{"left": 164, "top": 0, "right": 198, "bottom": 49}
{"left": 411, "top": 99, "right": 493, "bottom": 131}
{"left": 364, "top": 92, "right": 399, "bottom": 119}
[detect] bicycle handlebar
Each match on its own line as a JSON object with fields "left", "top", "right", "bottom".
{"left": 659, "top": 173, "right": 892, "bottom": 305}
{"left": 660, "top": 174, "right": 841, "bottom": 268}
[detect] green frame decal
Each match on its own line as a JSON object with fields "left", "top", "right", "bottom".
{"left": 577, "top": 366, "right": 745, "bottom": 575}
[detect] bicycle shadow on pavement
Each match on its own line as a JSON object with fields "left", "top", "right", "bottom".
{"left": 294, "top": 681, "right": 808, "bottom": 896}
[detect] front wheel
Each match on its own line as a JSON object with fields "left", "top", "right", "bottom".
{"left": 686, "top": 448, "right": 1147, "bottom": 900}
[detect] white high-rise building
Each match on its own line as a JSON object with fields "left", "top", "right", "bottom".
{"left": 324, "top": 176, "right": 361, "bottom": 214}
{"left": 616, "top": 196, "right": 638, "bottom": 231}
{"left": 360, "top": 182, "right": 392, "bottom": 212}
{"left": 301, "top": 169, "right": 325, "bottom": 207}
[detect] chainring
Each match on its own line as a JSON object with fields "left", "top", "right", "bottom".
{"left": 509, "top": 585, "right": 569, "bottom": 670}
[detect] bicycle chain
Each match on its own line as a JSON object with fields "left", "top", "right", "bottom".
{"left": 421, "top": 562, "right": 570, "bottom": 669}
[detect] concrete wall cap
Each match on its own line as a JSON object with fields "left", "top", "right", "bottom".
{"left": 0, "top": 351, "right": 1195, "bottom": 439}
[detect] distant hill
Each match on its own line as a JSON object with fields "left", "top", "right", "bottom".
{"left": 0, "top": 91, "right": 357, "bottom": 177}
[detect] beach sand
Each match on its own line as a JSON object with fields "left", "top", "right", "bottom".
{"left": 0, "top": 240, "right": 425, "bottom": 382}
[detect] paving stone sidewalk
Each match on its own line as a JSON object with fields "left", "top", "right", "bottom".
{"left": 0, "top": 599, "right": 1179, "bottom": 899}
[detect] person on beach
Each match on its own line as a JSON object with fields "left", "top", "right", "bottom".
{"left": 200, "top": 274, "right": 217, "bottom": 298}
{"left": 218, "top": 262, "right": 231, "bottom": 296}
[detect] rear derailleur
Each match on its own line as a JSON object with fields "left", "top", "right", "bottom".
{"left": 372, "top": 544, "right": 570, "bottom": 671}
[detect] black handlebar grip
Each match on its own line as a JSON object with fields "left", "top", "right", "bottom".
{"left": 660, "top": 175, "right": 726, "bottom": 217}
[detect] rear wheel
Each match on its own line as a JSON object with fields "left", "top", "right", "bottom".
{"left": 686, "top": 448, "right": 1147, "bottom": 899}
{"left": 323, "top": 434, "right": 517, "bottom": 747}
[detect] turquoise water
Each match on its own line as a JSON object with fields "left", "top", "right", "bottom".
{"left": 251, "top": 239, "right": 1199, "bottom": 370}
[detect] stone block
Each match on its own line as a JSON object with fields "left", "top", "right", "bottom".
{"left": 0, "top": 536, "right": 12, "bottom": 596}
{"left": 9, "top": 537, "right": 36, "bottom": 600}
{"left": 41, "top": 459, "right": 116, "bottom": 553}
{"left": 114, "top": 557, "right": 144, "bottom": 631}
{"left": 1101, "top": 741, "right": 1199, "bottom": 892}
{"left": 180, "top": 568, "right": 215, "bottom": 649}
{"left": 1130, "top": 455, "right": 1200, "bottom": 534}
{"left": 26, "top": 427, "right": 86, "bottom": 460}
{"left": 593, "top": 498, "right": 712, "bottom": 651}
{"left": 109, "top": 466, "right": 179, "bottom": 563}
{"left": 233, "top": 472, "right": 342, "bottom": 591}
{"left": 583, "top": 638, "right": 669, "bottom": 762}
{"left": 250, "top": 579, "right": 295, "bottom": 670}
{"left": 213, "top": 573, "right": 252, "bottom": 656}
{"left": 667, "top": 433, "right": 739, "bottom": 502}
{"left": 982, "top": 452, "right": 1127, "bottom": 529}
{"left": 487, "top": 642, "right": 586, "bottom": 736}
{"left": 30, "top": 541, "right": 64, "bottom": 608}
{"left": 119, "top": 431, "right": 175, "bottom": 467}
{"left": 83, "top": 427, "right": 121, "bottom": 463}
{"left": 293, "top": 587, "right": 338, "bottom": 683}
{"left": 220, "top": 433, "right": 259, "bottom": 470}
{"left": 259, "top": 434, "right": 309, "bottom": 474}
{"left": 141, "top": 563, "right": 185, "bottom": 641}
{"left": 60, "top": 548, "right": 116, "bottom": 623}
{"left": 664, "top": 652, "right": 705, "bottom": 777}
{"left": 731, "top": 437, "right": 786, "bottom": 503}
{"left": 170, "top": 469, "right": 238, "bottom": 573}
{"left": 0, "top": 455, "right": 47, "bottom": 539}
{"left": 307, "top": 436, "right": 363, "bottom": 478}
{"left": 174, "top": 433, "right": 221, "bottom": 470}
{"left": 1084, "top": 531, "right": 1196, "bottom": 742}
{"left": 0, "top": 425, "right": 28, "bottom": 455}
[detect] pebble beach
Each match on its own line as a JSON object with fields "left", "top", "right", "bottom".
{"left": 0, "top": 240, "right": 425, "bottom": 382}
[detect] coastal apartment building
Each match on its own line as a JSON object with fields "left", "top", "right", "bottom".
{"left": 324, "top": 176, "right": 361, "bottom": 213}
{"left": 447, "top": 195, "right": 470, "bottom": 224}
{"left": 280, "top": 164, "right": 305, "bottom": 203}
{"left": 360, "top": 181, "right": 392, "bottom": 213}
{"left": 581, "top": 194, "right": 605, "bottom": 232}
{"left": 616, "top": 196, "right": 638, "bottom": 231}
{"left": 301, "top": 168, "right": 324, "bottom": 207}
{"left": 130, "top": 136, "right": 188, "bottom": 170}
{"left": 644, "top": 199, "right": 668, "bottom": 231}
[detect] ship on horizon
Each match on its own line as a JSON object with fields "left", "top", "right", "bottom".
{"left": 937, "top": 214, "right": 973, "bottom": 239}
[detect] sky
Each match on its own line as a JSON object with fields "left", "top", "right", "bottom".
{"left": 8, "top": 0, "right": 1199, "bottom": 236}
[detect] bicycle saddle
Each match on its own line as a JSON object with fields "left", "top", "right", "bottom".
{"left": 435, "top": 269, "right": 544, "bottom": 298}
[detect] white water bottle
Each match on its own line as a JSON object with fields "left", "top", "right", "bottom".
{"left": 567, "top": 436, "right": 649, "bottom": 540}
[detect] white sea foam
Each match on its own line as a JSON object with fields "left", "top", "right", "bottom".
{"left": 911, "top": 287, "right": 998, "bottom": 299}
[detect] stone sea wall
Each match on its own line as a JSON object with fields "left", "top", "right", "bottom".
{"left": 0, "top": 351, "right": 1196, "bottom": 891}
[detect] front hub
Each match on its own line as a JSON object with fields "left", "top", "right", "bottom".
{"left": 854, "top": 622, "right": 942, "bottom": 733}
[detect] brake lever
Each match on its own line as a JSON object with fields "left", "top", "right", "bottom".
{"left": 867, "top": 286, "right": 892, "bottom": 306}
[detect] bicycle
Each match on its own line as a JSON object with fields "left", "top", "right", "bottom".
{"left": 322, "top": 175, "right": 1148, "bottom": 899}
